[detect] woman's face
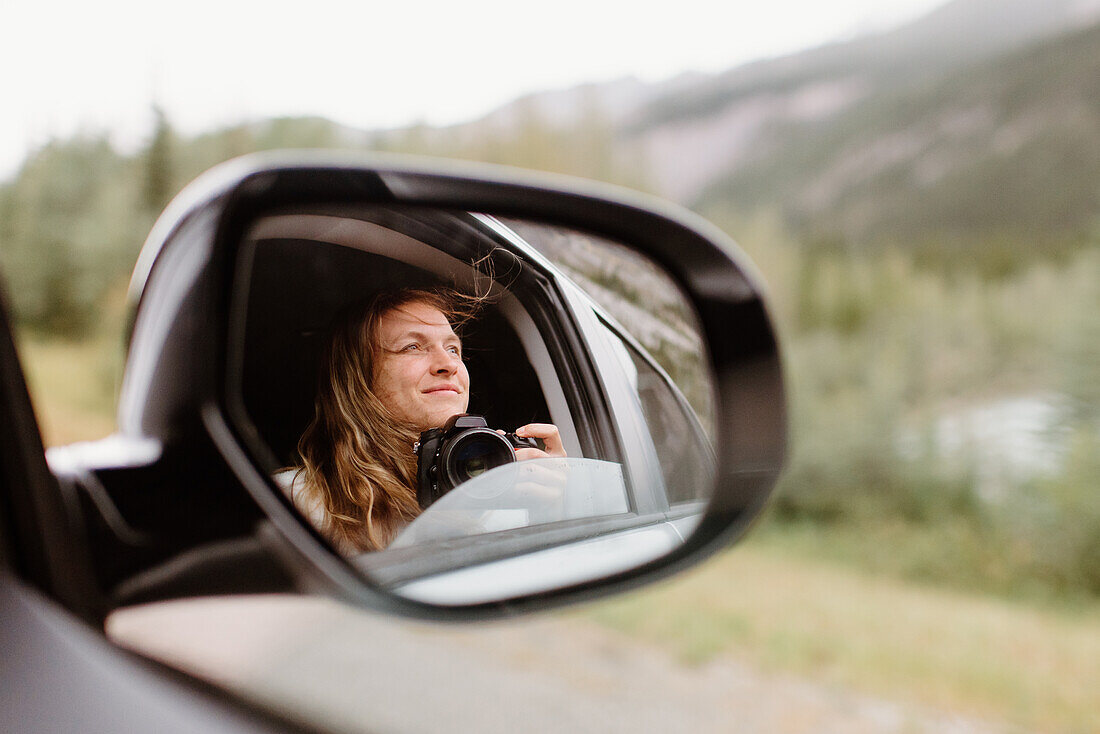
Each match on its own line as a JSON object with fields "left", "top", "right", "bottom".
{"left": 373, "top": 300, "right": 470, "bottom": 431}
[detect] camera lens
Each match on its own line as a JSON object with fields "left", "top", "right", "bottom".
{"left": 442, "top": 430, "right": 515, "bottom": 487}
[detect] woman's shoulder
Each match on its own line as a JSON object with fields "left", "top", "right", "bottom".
{"left": 273, "top": 468, "right": 327, "bottom": 529}
{"left": 272, "top": 468, "right": 361, "bottom": 555}
{"left": 272, "top": 467, "right": 300, "bottom": 493}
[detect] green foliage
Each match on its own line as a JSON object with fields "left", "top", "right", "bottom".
{"left": 143, "top": 105, "right": 175, "bottom": 214}
{"left": 0, "top": 136, "right": 146, "bottom": 334}
{"left": 728, "top": 214, "right": 1100, "bottom": 600}
{"left": 1055, "top": 248, "right": 1100, "bottom": 421}
{"left": 1009, "top": 427, "right": 1100, "bottom": 595}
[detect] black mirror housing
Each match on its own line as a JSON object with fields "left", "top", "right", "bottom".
{"left": 113, "top": 152, "right": 786, "bottom": 620}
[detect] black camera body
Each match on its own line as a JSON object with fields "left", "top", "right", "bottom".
{"left": 414, "top": 414, "right": 545, "bottom": 509}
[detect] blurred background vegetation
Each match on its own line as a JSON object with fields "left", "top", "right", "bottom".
{"left": 3, "top": 0, "right": 1098, "bottom": 729}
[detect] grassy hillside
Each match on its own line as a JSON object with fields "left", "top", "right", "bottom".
{"left": 578, "top": 538, "right": 1100, "bottom": 733}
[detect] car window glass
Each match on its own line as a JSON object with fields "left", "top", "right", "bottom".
{"left": 498, "top": 218, "right": 716, "bottom": 437}
{"left": 388, "top": 457, "right": 629, "bottom": 546}
{"left": 599, "top": 321, "right": 716, "bottom": 505}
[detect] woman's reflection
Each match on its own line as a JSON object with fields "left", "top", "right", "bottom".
{"left": 283, "top": 288, "right": 565, "bottom": 553}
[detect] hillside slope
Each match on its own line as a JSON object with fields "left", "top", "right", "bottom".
{"left": 621, "top": 0, "right": 1100, "bottom": 202}
{"left": 694, "top": 18, "right": 1100, "bottom": 253}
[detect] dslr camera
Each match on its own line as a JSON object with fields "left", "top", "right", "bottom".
{"left": 414, "top": 414, "right": 545, "bottom": 509}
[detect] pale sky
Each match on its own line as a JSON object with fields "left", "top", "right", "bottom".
{"left": 2, "top": 0, "right": 944, "bottom": 179}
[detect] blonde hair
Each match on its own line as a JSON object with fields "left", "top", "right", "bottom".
{"left": 296, "top": 287, "right": 480, "bottom": 551}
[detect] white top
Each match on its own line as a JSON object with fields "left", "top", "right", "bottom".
{"left": 273, "top": 469, "right": 359, "bottom": 555}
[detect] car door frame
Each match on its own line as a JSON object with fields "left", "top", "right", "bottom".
{"left": 0, "top": 280, "right": 325, "bottom": 734}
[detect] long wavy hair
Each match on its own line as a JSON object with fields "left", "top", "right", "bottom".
{"left": 296, "top": 287, "right": 479, "bottom": 552}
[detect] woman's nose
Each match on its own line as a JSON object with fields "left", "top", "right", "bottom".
{"left": 430, "top": 348, "right": 459, "bottom": 374}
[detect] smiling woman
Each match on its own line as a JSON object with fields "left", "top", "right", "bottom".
{"left": 375, "top": 298, "right": 472, "bottom": 431}
{"left": 286, "top": 286, "right": 570, "bottom": 554}
{"left": 223, "top": 194, "right": 732, "bottom": 604}
{"left": 286, "top": 289, "right": 478, "bottom": 552}
{"left": 287, "top": 290, "right": 462, "bottom": 552}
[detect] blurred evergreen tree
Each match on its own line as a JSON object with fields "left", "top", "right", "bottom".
{"left": 143, "top": 105, "right": 175, "bottom": 214}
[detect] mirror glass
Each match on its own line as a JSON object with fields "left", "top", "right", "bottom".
{"left": 228, "top": 204, "right": 716, "bottom": 605}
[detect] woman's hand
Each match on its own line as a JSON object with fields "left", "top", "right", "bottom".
{"left": 508, "top": 424, "right": 569, "bottom": 517}
{"left": 512, "top": 423, "right": 567, "bottom": 461}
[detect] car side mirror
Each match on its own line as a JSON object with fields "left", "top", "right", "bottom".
{"left": 115, "top": 153, "right": 786, "bottom": 619}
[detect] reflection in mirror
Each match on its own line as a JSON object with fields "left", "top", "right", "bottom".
{"left": 498, "top": 217, "right": 715, "bottom": 437}
{"left": 231, "top": 205, "right": 716, "bottom": 605}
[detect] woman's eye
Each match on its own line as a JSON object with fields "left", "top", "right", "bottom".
{"left": 447, "top": 346, "right": 460, "bottom": 355}
{"left": 403, "top": 344, "right": 419, "bottom": 352}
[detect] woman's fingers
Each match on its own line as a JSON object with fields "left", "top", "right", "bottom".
{"left": 514, "top": 447, "right": 550, "bottom": 462}
{"left": 514, "top": 423, "right": 567, "bottom": 457}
